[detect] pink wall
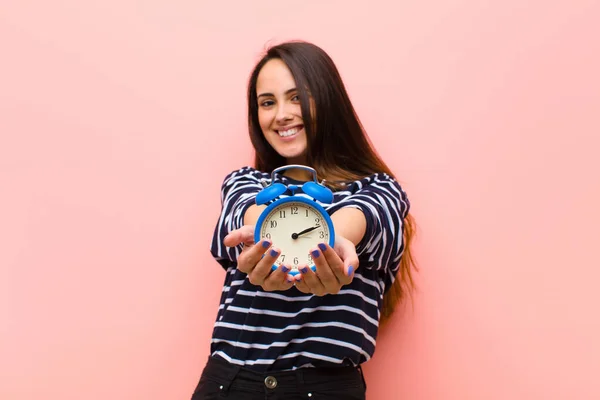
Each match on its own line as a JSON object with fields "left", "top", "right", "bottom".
{"left": 1, "top": 1, "right": 599, "bottom": 399}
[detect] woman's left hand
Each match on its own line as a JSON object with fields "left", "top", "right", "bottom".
{"left": 293, "top": 235, "right": 359, "bottom": 296}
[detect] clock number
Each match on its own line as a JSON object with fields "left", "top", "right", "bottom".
{"left": 293, "top": 257, "right": 299, "bottom": 265}
{"left": 280, "top": 254, "right": 286, "bottom": 263}
{"left": 265, "top": 233, "right": 271, "bottom": 239}
{"left": 315, "top": 217, "right": 320, "bottom": 224}
{"left": 291, "top": 206, "right": 299, "bottom": 215}
{"left": 305, "top": 209, "right": 309, "bottom": 217}
{"left": 279, "top": 210, "right": 286, "bottom": 218}
{"left": 270, "top": 220, "right": 278, "bottom": 228}
{"left": 319, "top": 231, "right": 325, "bottom": 239}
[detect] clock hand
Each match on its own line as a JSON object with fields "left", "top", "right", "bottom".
{"left": 291, "top": 225, "right": 320, "bottom": 240}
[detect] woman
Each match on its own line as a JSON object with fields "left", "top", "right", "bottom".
{"left": 191, "top": 41, "right": 417, "bottom": 399}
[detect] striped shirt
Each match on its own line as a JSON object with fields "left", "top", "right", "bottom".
{"left": 208, "top": 166, "right": 410, "bottom": 371}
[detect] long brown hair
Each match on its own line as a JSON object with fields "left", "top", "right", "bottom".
{"left": 246, "top": 41, "right": 417, "bottom": 324}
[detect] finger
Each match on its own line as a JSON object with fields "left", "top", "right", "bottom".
{"left": 238, "top": 239, "right": 272, "bottom": 275}
{"left": 224, "top": 225, "right": 255, "bottom": 247}
{"left": 320, "top": 242, "right": 354, "bottom": 286}
{"left": 262, "top": 263, "right": 295, "bottom": 291}
{"left": 298, "top": 263, "right": 326, "bottom": 296}
{"left": 311, "top": 246, "right": 341, "bottom": 294}
{"left": 247, "top": 245, "right": 279, "bottom": 283}
{"left": 293, "top": 273, "right": 311, "bottom": 294}
{"left": 335, "top": 239, "right": 360, "bottom": 281}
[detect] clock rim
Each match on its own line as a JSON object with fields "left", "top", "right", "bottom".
{"left": 253, "top": 196, "right": 336, "bottom": 276}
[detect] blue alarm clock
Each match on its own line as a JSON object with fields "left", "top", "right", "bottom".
{"left": 254, "top": 165, "right": 336, "bottom": 276}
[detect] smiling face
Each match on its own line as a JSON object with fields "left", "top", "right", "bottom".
{"left": 256, "top": 59, "right": 308, "bottom": 165}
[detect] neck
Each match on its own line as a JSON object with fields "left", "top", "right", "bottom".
{"left": 283, "top": 168, "right": 312, "bottom": 182}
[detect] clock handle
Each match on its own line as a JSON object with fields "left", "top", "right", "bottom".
{"left": 256, "top": 165, "right": 318, "bottom": 205}
{"left": 271, "top": 165, "right": 333, "bottom": 204}
{"left": 271, "top": 164, "right": 319, "bottom": 183}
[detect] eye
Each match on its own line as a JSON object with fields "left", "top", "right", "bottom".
{"left": 260, "top": 100, "right": 274, "bottom": 107}
{"left": 291, "top": 95, "right": 300, "bottom": 102}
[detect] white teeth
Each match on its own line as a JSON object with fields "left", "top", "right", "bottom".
{"left": 278, "top": 127, "right": 299, "bottom": 137}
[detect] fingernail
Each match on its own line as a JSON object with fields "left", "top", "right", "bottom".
{"left": 282, "top": 265, "right": 290, "bottom": 273}
{"left": 318, "top": 243, "right": 327, "bottom": 251}
{"left": 311, "top": 250, "right": 320, "bottom": 259}
{"left": 270, "top": 248, "right": 279, "bottom": 257}
{"left": 301, "top": 267, "right": 309, "bottom": 274}
{"left": 347, "top": 265, "right": 354, "bottom": 276}
{"left": 262, "top": 240, "right": 270, "bottom": 248}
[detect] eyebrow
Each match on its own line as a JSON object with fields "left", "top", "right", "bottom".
{"left": 257, "top": 88, "right": 297, "bottom": 98}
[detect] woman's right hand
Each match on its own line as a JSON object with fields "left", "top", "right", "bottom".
{"left": 224, "top": 225, "right": 296, "bottom": 292}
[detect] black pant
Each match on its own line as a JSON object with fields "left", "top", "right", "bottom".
{"left": 191, "top": 356, "right": 367, "bottom": 400}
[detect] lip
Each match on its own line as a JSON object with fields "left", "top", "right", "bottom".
{"left": 275, "top": 124, "right": 304, "bottom": 134}
{"left": 275, "top": 124, "right": 304, "bottom": 142}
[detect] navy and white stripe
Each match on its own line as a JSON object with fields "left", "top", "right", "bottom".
{"left": 208, "top": 166, "right": 410, "bottom": 372}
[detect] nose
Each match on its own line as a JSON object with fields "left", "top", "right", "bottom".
{"left": 275, "top": 102, "right": 293, "bottom": 123}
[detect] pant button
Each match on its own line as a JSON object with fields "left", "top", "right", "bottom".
{"left": 264, "top": 376, "right": 278, "bottom": 389}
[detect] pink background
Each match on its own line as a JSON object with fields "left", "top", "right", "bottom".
{"left": 1, "top": 1, "right": 599, "bottom": 399}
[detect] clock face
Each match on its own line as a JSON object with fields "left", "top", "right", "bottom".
{"left": 259, "top": 201, "right": 331, "bottom": 272}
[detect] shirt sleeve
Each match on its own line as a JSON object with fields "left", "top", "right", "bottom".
{"left": 331, "top": 173, "right": 410, "bottom": 273}
{"left": 210, "top": 167, "right": 265, "bottom": 270}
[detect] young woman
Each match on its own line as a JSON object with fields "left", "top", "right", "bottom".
{"left": 191, "top": 41, "right": 417, "bottom": 400}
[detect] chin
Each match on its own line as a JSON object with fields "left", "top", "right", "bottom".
{"left": 275, "top": 148, "right": 305, "bottom": 160}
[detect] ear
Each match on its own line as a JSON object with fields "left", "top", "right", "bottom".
{"left": 302, "top": 181, "right": 333, "bottom": 204}
{"left": 256, "top": 183, "right": 287, "bottom": 205}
